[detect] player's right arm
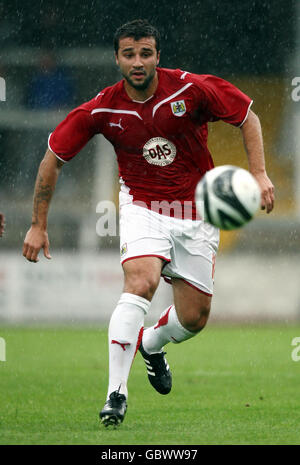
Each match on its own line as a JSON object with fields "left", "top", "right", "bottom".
{"left": 23, "top": 149, "right": 64, "bottom": 262}
{"left": 23, "top": 95, "right": 103, "bottom": 262}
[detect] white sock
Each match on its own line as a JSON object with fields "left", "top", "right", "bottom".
{"left": 107, "top": 292, "right": 150, "bottom": 399}
{"left": 142, "top": 305, "right": 195, "bottom": 354}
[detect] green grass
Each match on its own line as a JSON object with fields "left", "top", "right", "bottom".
{"left": 0, "top": 325, "right": 300, "bottom": 445}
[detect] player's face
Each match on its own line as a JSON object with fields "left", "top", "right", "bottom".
{"left": 115, "top": 37, "right": 160, "bottom": 91}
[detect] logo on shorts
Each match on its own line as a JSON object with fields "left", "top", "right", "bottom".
{"left": 120, "top": 243, "right": 128, "bottom": 256}
{"left": 170, "top": 100, "right": 186, "bottom": 117}
{"left": 143, "top": 137, "right": 176, "bottom": 166}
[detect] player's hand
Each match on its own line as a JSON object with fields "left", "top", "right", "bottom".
{"left": 0, "top": 213, "right": 5, "bottom": 237}
{"left": 23, "top": 226, "right": 52, "bottom": 263}
{"left": 252, "top": 170, "right": 275, "bottom": 214}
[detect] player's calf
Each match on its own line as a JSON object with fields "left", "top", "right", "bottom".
{"left": 172, "top": 278, "right": 212, "bottom": 333}
{"left": 177, "top": 303, "right": 211, "bottom": 333}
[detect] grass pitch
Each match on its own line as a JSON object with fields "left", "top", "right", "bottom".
{"left": 0, "top": 325, "right": 299, "bottom": 445}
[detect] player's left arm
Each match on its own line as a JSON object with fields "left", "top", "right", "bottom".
{"left": 240, "top": 109, "right": 275, "bottom": 213}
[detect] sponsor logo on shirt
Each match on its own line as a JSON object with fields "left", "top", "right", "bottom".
{"left": 143, "top": 137, "right": 176, "bottom": 166}
{"left": 170, "top": 100, "right": 186, "bottom": 117}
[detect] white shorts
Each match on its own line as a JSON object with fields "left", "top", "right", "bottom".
{"left": 119, "top": 201, "right": 220, "bottom": 296}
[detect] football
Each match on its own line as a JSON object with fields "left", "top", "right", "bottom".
{"left": 195, "top": 165, "right": 261, "bottom": 230}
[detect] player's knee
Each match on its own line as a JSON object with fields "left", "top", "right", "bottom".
{"left": 124, "top": 273, "right": 160, "bottom": 301}
{"left": 182, "top": 303, "right": 211, "bottom": 333}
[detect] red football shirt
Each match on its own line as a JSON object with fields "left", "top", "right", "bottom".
{"left": 48, "top": 68, "right": 252, "bottom": 218}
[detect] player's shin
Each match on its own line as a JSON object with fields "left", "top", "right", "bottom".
{"left": 142, "top": 304, "right": 195, "bottom": 354}
{"left": 106, "top": 292, "right": 150, "bottom": 399}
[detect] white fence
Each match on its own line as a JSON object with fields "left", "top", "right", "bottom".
{"left": 0, "top": 252, "right": 299, "bottom": 325}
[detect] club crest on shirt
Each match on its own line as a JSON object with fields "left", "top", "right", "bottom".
{"left": 170, "top": 100, "right": 186, "bottom": 117}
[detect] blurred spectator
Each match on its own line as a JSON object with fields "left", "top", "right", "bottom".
{"left": 0, "top": 213, "right": 5, "bottom": 237}
{"left": 21, "top": 52, "right": 75, "bottom": 193}
{"left": 26, "top": 51, "right": 75, "bottom": 109}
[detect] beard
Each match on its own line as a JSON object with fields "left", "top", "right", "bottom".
{"left": 123, "top": 68, "right": 156, "bottom": 91}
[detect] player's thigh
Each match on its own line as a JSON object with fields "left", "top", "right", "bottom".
{"left": 119, "top": 203, "right": 171, "bottom": 263}
{"left": 162, "top": 219, "right": 219, "bottom": 297}
{"left": 122, "top": 256, "right": 164, "bottom": 301}
{"left": 172, "top": 277, "right": 212, "bottom": 332}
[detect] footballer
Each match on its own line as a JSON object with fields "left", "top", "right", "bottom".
{"left": 23, "top": 19, "right": 275, "bottom": 427}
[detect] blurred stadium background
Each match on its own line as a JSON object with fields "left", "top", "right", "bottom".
{"left": 0, "top": 0, "right": 299, "bottom": 325}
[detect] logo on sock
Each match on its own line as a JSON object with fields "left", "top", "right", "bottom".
{"left": 111, "top": 340, "right": 130, "bottom": 351}
{"left": 154, "top": 306, "right": 172, "bottom": 329}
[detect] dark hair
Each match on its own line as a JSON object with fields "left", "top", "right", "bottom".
{"left": 114, "top": 19, "right": 161, "bottom": 54}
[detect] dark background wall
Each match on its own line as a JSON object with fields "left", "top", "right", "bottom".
{"left": 2, "top": 0, "right": 297, "bottom": 75}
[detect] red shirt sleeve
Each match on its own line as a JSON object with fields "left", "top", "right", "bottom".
{"left": 190, "top": 74, "right": 253, "bottom": 127}
{"left": 48, "top": 103, "right": 98, "bottom": 162}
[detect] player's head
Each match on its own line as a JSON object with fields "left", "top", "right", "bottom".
{"left": 114, "top": 19, "right": 161, "bottom": 91}
{"left": 114, "top": 19, "right": 161, "bottom": 55}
